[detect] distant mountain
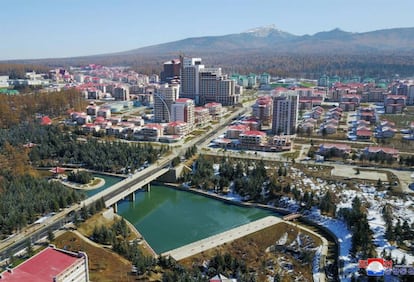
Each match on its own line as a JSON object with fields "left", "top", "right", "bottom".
{"left": 117, "top": 26, "right": 414, "bottom": 55}
{"left": 120, "top": 25, "right": 298, "bottom": 55}
{"left": 119, "top": 26, "right": 414, "bottom": 56}
{"left": 4, "top": 25, "right": 414, "bottom": 79}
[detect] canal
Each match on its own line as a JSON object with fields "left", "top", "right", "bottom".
{"left": 117, "top": 185, "right": 275, "bottom": 254}
{"left": 85, "top": 174, "right": 125, "bottom": 198}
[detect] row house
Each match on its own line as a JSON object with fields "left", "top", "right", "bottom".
{"left": 165, "top": 121, "right": 189, "bottom": 136}
{"left": 360, "top": 89, "right": 386, "bottom": 103}
{"left": 194, "top": 107, "right": 211, "bottom": 127}
{"left": 375, "top": 120, "right": 397, "bottom": 139}
{"left": 321, "top": 124, "right": 337, "bottom": 135}
{"left": 319, "top": 107, "right": 342, "bottom": 135}
{"left": 384, "top": 95, "right": 406, "bottom": 114}
{"left": 318, "top": 143, "right": 351, "bottom": 158}
{"left": 326, "top": 107, "right": 343, "bottom": 120}
{"left": 363, "top": 146, "right": 399, "bottom": 160}
{"left": 299, "top": 97, "right": 323, "bottom": 110}
{"left": 359, "top": 107, "right": 376, "bottom": 124}
{"left": 82, "top": 123, "right": 101, "bottom": 134}
{"left": 339, "top": 94, "right": 361, "bottom": 111}
{"left": 118, "top": 122, "right": 137, "bottom": 135}
{"left": 356, "top": 129, "right": 372, "bottom": 140}
{"left": 310, "top": 106, "right": 324, "bottom": 119}
{"left": 70, "top": 112, "right": 90, "bottom": 125}
{"left": 298, "top": 121, "right": 316, "bottom": 134}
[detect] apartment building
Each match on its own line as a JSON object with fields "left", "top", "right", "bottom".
{"left": 171, "top": 98, "right": 195, "bottom": 129}
{"left": 271, "top": 91, "right": 299, "bottom": 135}
{"left": 154, "top": 84, "right": 180, "bottom": 123}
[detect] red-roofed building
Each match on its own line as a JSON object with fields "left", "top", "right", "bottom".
{"left": 252, "top": 96, "right": 272, "bottom": 125}
{"left": 82, "top": 123, "right": 101, "bottom": 134}
{"left": 204, "top": 102, "right": 223, "bottom": 120}
{"left": 240, "top": 118, "right": 260, "bottom": 131}
{"left": 318, "top": 143, "right": 352, "bottom": 157}
{"left": 385, "top": 94, "right": 406, "bottom": 114}
{"left": 363, "top": 146, "right": 399, "bottom": 160}
{"left": 356, "top": 129, "right": 372, "bottom": 140}
{"left": 40, "top": 116, "right": 52, "bottom": 126}
{"left": 299, "top": 97, "right": 323, "bottom": 110}
{"left": 268, "top": 135, "right": 292, "bottom": 151}
{"left": 194, "top": 107, "right": 211, "bottom": 127}
{"left": 239, "top": 130, "right": 267, "bottom": 147}
{"left": 226, "top": 124, "right": 249, "bottom": 139}
{"left": 0, "top": 245, "right": 89, "bottom": 282}
{"left": 165, "top": 121, "right": 189, "bottom": 136}
{"left": 138, "top": 123, "right": 164, "bottom": 141}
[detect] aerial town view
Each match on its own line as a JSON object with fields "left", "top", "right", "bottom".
{"left": 1, "top": 1, "right": 414, "bottom": 281}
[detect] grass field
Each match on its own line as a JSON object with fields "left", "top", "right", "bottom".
{"left": 54, "top": 232, "right": 133, "bottom": 282}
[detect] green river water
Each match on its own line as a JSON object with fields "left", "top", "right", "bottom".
{"left": 117, "top": 185, "right": 275, "bottom": 254}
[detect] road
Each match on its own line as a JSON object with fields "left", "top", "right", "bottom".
{"left": 0, "top": 100, "right": 254, "bottom": 262}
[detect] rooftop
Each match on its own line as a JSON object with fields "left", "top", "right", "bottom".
{"left": 0, "top": 246, "right": 83, "bottom": 282}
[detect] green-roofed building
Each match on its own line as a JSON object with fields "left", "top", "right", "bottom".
{"left": 0, "top": 89, "right": 19, "bottom": 95}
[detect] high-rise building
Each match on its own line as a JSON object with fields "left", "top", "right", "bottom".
{"left": 160, "top": 59, "right": 181, "bottom": 83}
{"left": 252, "top": 96, "right": 273, "bottom": 126}
{"left": 271, "top": 91, "right": 299, "bottom": 135}
{"left": 180, "top": 57, "right": 203, "bottom": 104}
{"left": 199, "top": 68, "right": 238, "bottom": 106}
{"left": 112, "top": 85, "right": 130, "bottom": 101}
{"left": 171, "top": 98, "right": 195, "bottom": 129}
{"left": 180, "top": 56, "right": 239, "bottom": 106}
{"left": 154, "top": 84, "right": 180, "bottom": 123}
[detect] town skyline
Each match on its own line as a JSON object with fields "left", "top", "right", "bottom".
{"left": 2, "top": 0, "right": 414, "bottom": 60}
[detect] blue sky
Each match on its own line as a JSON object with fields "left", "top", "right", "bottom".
{"left": 1, "top": 0, "right": 413, "bottom": 60}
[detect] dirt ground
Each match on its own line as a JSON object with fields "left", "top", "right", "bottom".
{"left": 54, "top": 231, "right": 134, "bottom": 282}
{"left": 179, "top": 222, "right": 322, "bottom": 282}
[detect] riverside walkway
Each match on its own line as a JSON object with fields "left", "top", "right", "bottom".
{"left": 161, "top": 216, "right": 282, "bottom": 261}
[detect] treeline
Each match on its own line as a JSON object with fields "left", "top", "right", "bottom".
{"left": 6, "top": 51, "right": 414, "bottom": 80}
{"left": 91, "top": 217, "right": 157, "bottom": 276}
{"left": 383, "top": 203, "right": 413, "bottom": 244}
{"left": 67, "top": 170, "right": 93, "bottom": 184}
{"left": 0, "top": 174, "right": 85, "bottom": 238}
{"left": 0, "top": 63, "right": 51, "bottom": 79}
{"left": 0, "top": 88, "right": 86, "bottom": 128}
{"left": 28, "top": 132, "right": 165, "bottom": 173}
{"left": 182, "top": 155, "right": 338, "bottom": 218}
{"left": 0, "top": 124, "right": 167, "bottom": 173}
{"left": 338, "top": 197, "right": 376, "bottom": 258}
